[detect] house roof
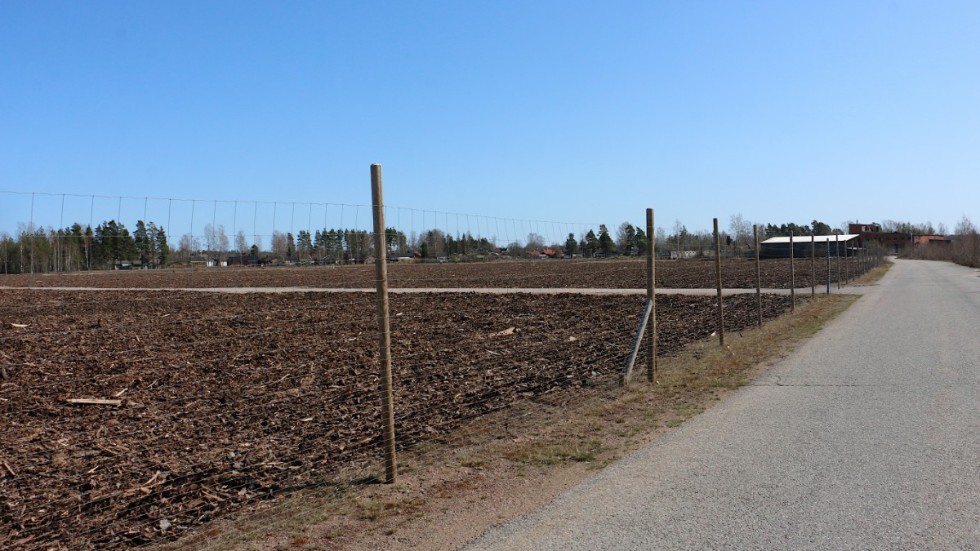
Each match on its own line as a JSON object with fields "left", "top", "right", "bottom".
{"left": 761, "top": 234, "right": 859, "bottom": 245}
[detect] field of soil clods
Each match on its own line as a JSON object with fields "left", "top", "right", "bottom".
{"left": 0, "top": 257, "right": 873, "bottom": 290}
{"left": 1, "top": 287, "right": 798, "bottom": 550}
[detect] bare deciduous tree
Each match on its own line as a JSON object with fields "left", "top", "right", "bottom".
{"left": 525, "top": 232, "right": 545, "bottom": 253}
{"left": 178, "top": 233, "right": 193, "bottom": 262}
{"left": 729, "top": 213, "right": 752, "bottom": 252}
{"left": 235, "top": 230, "right": 248, "bottom": 260}
{"left": 216, "top": 225, "right": 229, "bottom": 260}
{"left": 271, "top": 231, "right": 289, "bottom": 261}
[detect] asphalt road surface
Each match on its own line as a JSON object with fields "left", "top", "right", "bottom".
{"left": 464, "top": 259, "right": 980, "bottom": 550}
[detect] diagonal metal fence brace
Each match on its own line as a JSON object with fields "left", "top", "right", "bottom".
{"left": 621, "top": 297, "right": 654, "bottom": 385}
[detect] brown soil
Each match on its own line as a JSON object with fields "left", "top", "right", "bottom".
{"left": 0, "top": 287, "right": 797, "bottom": 550}
{"left": 0, "top": 257, "right": 872, "bottom": 290}
{"left": 164, "top": 294, "right": 861, "bottom": 551}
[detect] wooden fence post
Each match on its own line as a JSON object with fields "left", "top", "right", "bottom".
{"left": 646, "top": 208, "right": 656, "bottom": 383}
{"left": 789, "top": 231, "right": 795, "bottom": 312}
{"left": 810, "top": 234, "right": 816, "bottom": 298}
{"left": 370, "top": 164, "right": 398, "bottom": 484}
{"left": 714, "top": 218, "right": 724, "bottom": 346}
{"left": 754, "top": 224, "right": 762, "bottom": 328}
{"left": 836, "top": 233, "right": 842, "bottom": 290}
{"left": 826, "top": 237, "right": 831, "bottom": 294}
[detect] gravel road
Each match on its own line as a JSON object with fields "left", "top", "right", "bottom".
{"left": 464, "top": 259, "right": 980, "bottom": 550}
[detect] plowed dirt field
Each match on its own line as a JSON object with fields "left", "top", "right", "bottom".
{"left": 0, "top": 257, "right": 870, "bottom": 290}
{"left": 1, "top": 287, "right": 798, "bottom": 550}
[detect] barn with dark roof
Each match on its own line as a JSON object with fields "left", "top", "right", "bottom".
{"left": 759, "top": 234, "right": 859, "bottom": 259}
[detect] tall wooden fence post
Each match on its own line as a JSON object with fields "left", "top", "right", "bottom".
{"left": 836, "top": 233, "right": 842, "bottom": 290}
{"left": 789, "top": 231, "right": 795, "bottom": 312}
{"left": 370, "top": 164, "right": 398, "bottom": 484}
{"left": 754, "top": 224, "right": 762, "bottom": 328}
{"left": 810, "top": 234, "right": 816, "bottom": 298}
{"left": 646, "top": 208, "right": 657, "bottom": 382}
{"left": 621, "top": 208, "right": 657, "bottom": 386}
{"left": 714, "top": 218, "right": 725, "bottom": 346}
{"left": 826, "top": 237, "right": 832, "bottom": 294}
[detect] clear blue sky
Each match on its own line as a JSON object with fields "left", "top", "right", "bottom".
{"left": 2, "top": 0, "right": 978, "bottom": 244}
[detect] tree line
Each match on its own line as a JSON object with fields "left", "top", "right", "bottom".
{"left": 0, "top": 218, "right": 420, "bottom": 273}
{"left": 0, "top": 214, "right": 850, "bottom": 274}
{"left": 3, "top": 214, "right": 976, "bottom": 274}
{"left": 1, "top": 220, "right": 169, "bottom": 274}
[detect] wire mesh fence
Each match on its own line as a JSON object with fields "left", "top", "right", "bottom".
{"left": 0, "top": 190, "right": 604, "bottom": 275}
{"left": 0, "top": 189, "right": 888, "bottom": 549}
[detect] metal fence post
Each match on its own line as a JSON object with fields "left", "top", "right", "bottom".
{"left": 370, "top": 164, "right": 398, "bottom": 484}
{"left": 754, "top": 224, "right": 762, "bottom": 328}
{"left": 621, "top": 300, "right": 653, "bottom": 386}
{"left": 714, "top": 218, "right": 724, "bottom": 346}
{"left": 646, "top": 208, "right": 656, "bottom": 383}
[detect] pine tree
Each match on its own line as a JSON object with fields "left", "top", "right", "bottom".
{"left": 635, "top": 227, "right": 647, "bottom": 255}
{"left": 585, "top": 230, "right": 598, "bottom": 257}
{"left": 565, "top": 233, "right": 578, "bottom": 256}
{"left": 134, "top": 221, "right": 151, "bottom": 265}
{"left": 155, "top": 225, "right": 169, "bottom": 266}
{"left": 598, "top": 225, "right": 614, "bottom": 256}
{"left": 296, "top": 230, "right": 312, "bottom": 260}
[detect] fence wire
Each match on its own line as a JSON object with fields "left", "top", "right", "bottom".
{"left": 0, "top": 195, "right": 888, "bottom": 550}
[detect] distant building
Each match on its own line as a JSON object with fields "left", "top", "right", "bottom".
{"left": 669, "top": 250, "right": 698, "bottom": 260}
{"left": 848, "top": 222, "right": 882, "bottom": 234}
{"left": 914, "top": 235, "right": 951, "bottom": 247}
{"left": 114, "top": 260, "right": 140, "bottom": 270}
{"left": 849, "top": 222, "right": 911, "bottom": 251}
{"left": 227, "top": 254, "right": 262, "bottom": 266}
{"left": 847, "top": 222, "right": 952, "bottom": 252}
{"left": 760, "top": 235, "right": 858, "bottom": 259}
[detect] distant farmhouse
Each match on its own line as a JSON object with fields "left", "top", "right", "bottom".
{"left": 848, "top": 222, "right": 950, "bottom": 252}
{"left": 759, "top": 222, "right": 951, "bottom": 259}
